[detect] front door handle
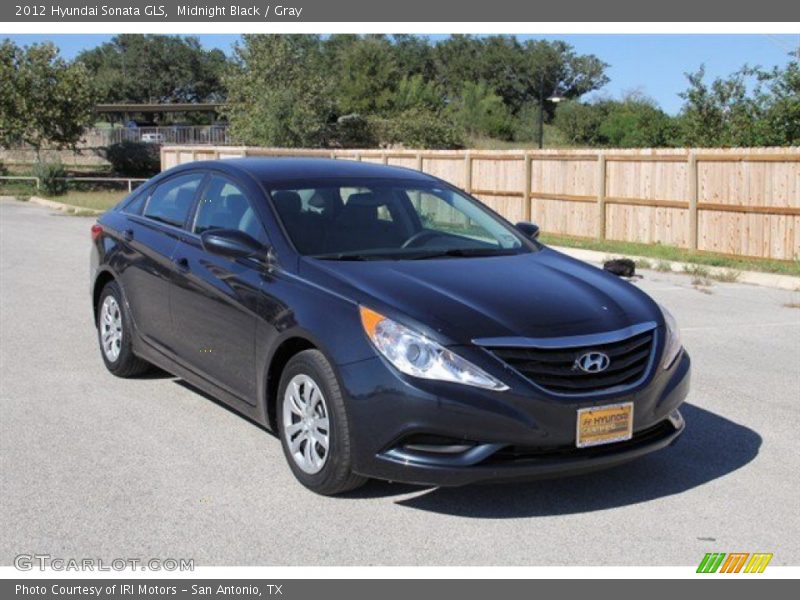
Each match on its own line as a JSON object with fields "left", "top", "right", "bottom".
{"left": 174, "top": 257, "right": 190, "bottom": 272}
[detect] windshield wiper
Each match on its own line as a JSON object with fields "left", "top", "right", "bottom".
{"left": 409, "top": 248, "right": 520, "bottom": 260}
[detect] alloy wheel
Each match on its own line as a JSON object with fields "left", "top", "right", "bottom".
{"left": 100, "top": 295, "right": 123, "bottom": 362}
{"left": 282, "top": 374, "right": 330, "bottom": 474}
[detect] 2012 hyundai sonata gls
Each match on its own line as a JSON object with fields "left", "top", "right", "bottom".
{"left": 90, "top": 158, "right": 690, "bottom": 495}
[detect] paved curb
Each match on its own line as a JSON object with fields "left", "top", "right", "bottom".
{"left": 551, "top": 245, "right": 800, "bottom": 292}
{"left": 28, "top": 195, "right": 103, "bottom": 215}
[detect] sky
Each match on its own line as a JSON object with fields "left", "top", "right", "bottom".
{"left": 5, "top": 34, "right": 799, "bottom": 115}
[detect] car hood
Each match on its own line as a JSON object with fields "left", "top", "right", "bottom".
{"left": 302, "top": 247, "right": 662, "bottom": 344}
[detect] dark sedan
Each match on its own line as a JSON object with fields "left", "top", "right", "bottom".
{"left": 90, "top": 158, "right": 690, "bottom": 494}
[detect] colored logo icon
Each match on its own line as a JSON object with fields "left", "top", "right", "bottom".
{"left": 697, "top": 553, "right": 773, "bottom": 573}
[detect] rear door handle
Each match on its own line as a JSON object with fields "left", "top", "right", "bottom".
{"left": 174, "top": 257, "right": 190, "bottom": 272}
{"left": 123, "top": 228, "right": 134, "bottom": 242}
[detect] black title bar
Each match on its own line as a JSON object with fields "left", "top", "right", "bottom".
{"left": 1, "top": 0, "right": 796, "bottom": 23}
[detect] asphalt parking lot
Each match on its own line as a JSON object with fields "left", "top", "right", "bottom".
{"left": 1, "top": 197, "right": 799, "bottom": 566}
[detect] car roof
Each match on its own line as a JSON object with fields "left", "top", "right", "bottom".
{"left": 170, "top": 157, "right": 440, "bottom": 184}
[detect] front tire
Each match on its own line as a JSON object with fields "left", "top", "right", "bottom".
{"left": 96, "top": 281, "right": 151, "bottom": 377}
{"left": 277, "top": 349, "right": 367, "bottom": 495}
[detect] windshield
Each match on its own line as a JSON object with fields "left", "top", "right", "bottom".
{"left": 267, "top": 180, "right": 532, "bottom": 260}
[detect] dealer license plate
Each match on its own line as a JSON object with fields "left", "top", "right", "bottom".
{"left": 576, "top": 402, "right": 634, "bottom": 448}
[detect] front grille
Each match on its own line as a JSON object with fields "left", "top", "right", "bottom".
{"left": 489, "top": 328, "right": 656, "bottom": 395}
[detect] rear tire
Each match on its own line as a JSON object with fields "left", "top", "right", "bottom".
{"left": 277, "top": 349, "right": 367, "bottom": 495}
{"left": 96, "top": 281, "right": 151, "bottom": 378}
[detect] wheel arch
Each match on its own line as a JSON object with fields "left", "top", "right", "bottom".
{"left": 264, "top": 335, "right": 320, "bottom": 431}
{"left": 92, "top": 269, "right": 117, "bottom": 323}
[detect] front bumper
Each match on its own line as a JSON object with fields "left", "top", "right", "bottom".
{"left": 337, "top": 348, "right": 691, "bottom": 487}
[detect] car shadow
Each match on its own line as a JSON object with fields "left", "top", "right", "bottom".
{"left": 134, "top": 366, "right": 174, "bottom": 380}
{"left": 379, "top": 404, "right": 760, "bottom": 517}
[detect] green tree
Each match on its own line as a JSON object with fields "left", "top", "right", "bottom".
{"left": 77, "top": 34, "right": 228, "bottom": 105}
{"left": 0, "top": 40, "right": 95, "bottom": 155}
{"left": 334, "top": 36, "right": 399, "bottom": 115}
{"left": 677, "top": 65, "right": 755, "bottom": 146}
{"left": 432, "top": 36, "right": 609, "bottom": 115}
{"left": 223, "top": 35, "right": 334, "bottom": 147}
{"left": 447, "top": 81, "right": 513, "bottom": 140}
{"left": 390, "top": 35, "right": 435, "bottom": 80}
{"left": 756, "top": 60, "right": 800, "bottom": 145}
{"left": 391, "top": 74, "right": 444, "bottom": 113}
{"left": 676, "top": 61, "right": 800, "bottom": 147}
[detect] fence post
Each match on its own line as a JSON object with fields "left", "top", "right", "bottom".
{"left": 688, "top": 151, "right": 698, "bottom": 250}
{"left": 523, "top": 153, "right": 532, "bottom": 223}
{"left": 127, "top": 179, "right": 132, "bottom": 193}
{"left": 596, "top": 153, "right": 607, "bottom": 240}
{"left": 382, "top": 151, "right": 388, "bottom": 165}
{"left": 416, "top": 153, "right": 423, "bottom": 173}
{"left": 464, "top": 151, "right": 473, "bottom": 194}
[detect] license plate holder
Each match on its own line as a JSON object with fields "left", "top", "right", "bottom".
{"left": 576, "top": 402, "right": 634, "bottom": 448}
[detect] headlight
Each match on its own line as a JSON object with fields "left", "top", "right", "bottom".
{"left": 359, "top": 306, "right": 508, "bottom": 391}
{"left": 660, "top": 304, "right": 683, "bottom": 369}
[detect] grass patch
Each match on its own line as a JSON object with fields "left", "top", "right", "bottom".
{"left": 539, "top": 234, "right": 800, "bottom": 277}
{"left": 634, "top": 258, "right": 652, "bottom": 270}
{"left": 711, "top": 269, "right": 741, "bottom": 283}
{"left": 0, "top": 182, "right": 38, "bottom": 197}
{"left": 683, "top": 264, "right": 711, "bottom": 277}
{"left": 654, "top": 260, "right": 673, "bottom": 272}
{"left": 44, "top": 190, "right": 126, "bottom": 211}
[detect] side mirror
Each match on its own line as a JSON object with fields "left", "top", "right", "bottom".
{"left": 516, "top": 221, "right": 540, "bottom": 240}
{"left": 200, "top": 229, "right": 265, "bottom": 260}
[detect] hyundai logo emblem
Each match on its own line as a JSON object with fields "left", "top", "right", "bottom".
{"left": 574, "top": 351, "right": 610, "bottom": 373}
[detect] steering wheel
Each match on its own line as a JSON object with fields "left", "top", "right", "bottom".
{"left": 401, "top": 230, "right": 441, "bottom": 249}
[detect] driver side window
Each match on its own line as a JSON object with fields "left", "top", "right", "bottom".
{"left": 193, "top": 176, "right": 267, "bottom": 244}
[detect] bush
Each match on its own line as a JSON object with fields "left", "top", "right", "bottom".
{"left": 370, "top": 109, "right": 463, "bottom": 149}
{"left": 105, "top": 141, "right": 161, "bottom": 177}
{"left": 553, "top": 101, "right": 607, "bottom": 146}
{"left": 333, "top": 114, "right": 378, "bottom": 148}
{"left": 32, "top": 161, "right": 68, "bottom": 196}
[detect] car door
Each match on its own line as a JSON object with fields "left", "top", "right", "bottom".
{"left": 118, "top": 172, "right": 204, "bottom": 354}
{"left": 170, "top": 174, "right": 269, "bottom": 404}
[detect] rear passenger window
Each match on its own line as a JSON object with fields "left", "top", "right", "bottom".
{"left": 143, "top": 173, "right": 203, "bottom": 227}
{"left": 193, "top": 176, "right": 266, "bottom": 243}
{"left": 122, "top": 189, "right": 147, "bottom": 215}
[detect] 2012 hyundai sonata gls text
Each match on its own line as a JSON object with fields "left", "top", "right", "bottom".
{"left": 90, "top": 158, "right": 690, "bottom": 495}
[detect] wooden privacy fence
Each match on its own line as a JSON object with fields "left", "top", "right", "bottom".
{"left": 162, "top": 146, "right": 800, "bottom": 261}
